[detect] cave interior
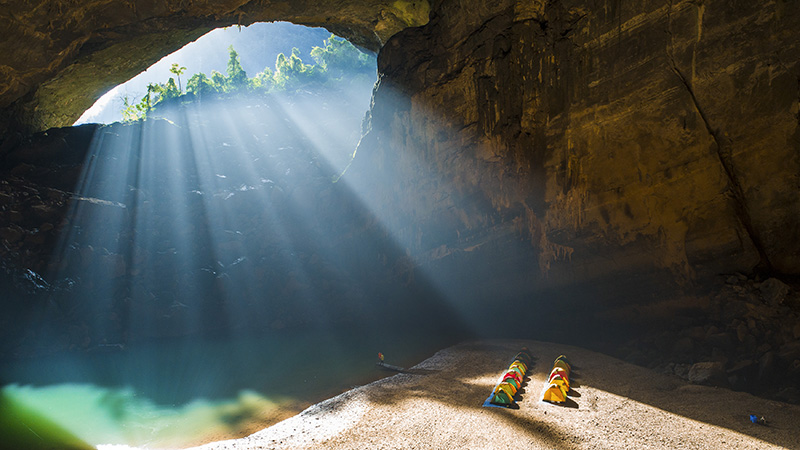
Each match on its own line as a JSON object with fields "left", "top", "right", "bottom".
{"left": 1, "top": 0, "right": 800, "bottom": 446}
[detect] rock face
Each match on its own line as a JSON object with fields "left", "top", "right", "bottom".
{"left": 355, "top": 0, "right": 800, "bottom": 305}
{"left": 0, "top": 0, "right": 431, "bottom": 135}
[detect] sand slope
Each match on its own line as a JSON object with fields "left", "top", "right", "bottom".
{"left": 193, "top": 340, "right": 800, "bottom": 450}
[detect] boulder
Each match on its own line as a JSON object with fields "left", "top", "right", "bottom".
{"left": 759, "top": 278, "right": 791, "bottom": 306}
{"left": 0, "top": 226, "right": 23, "bottom": 243}
{"left": 688, "top": 362, "right": 729, "bottom": 388}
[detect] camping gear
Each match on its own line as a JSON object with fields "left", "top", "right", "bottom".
{"left": 510, "top": 361, "right": 527, "bottom": 372}
{"left": 508, "top": 366, "right": 525, "bottom": 379}
{"left": 495, "top": 382, "right": 516, "bottom": 398}
{"left": 502, "top": 376, "right": 521, "bottom": 390}
{"left": 750, "top": 415, "right": 767, "bottom": 425}
{"left": 501, "top": 371, "right": 521, "bottom": 384}
{"left": 542, "top": 354, "right": 572, "bottom": 404}
{"left": 504, "top": 371, "right": 522, "bottom": 384}
{"left": 485, "top": 347, "right": 534, "bottom": 408}
{"left": 542, "top": 383, "right": 568, "bottom": 403}
{"left": 548, "top": 368, "right": 569, "bottom": 388}
{"left": 515, "top": 351, "right": 532, "bottom": 365}
{"left": 492, "top": 389, "right": 513, "bottom": 405}
{"left": 554, "top": 360, "right": 570, "bottom": 372}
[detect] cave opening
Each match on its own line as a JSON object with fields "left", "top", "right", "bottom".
{"left": 74, "top": 22, "right": 334, "bottom": 127}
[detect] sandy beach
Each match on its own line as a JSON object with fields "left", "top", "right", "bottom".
{"left": 191, "top": 340, "right": 800, "bottom": 450}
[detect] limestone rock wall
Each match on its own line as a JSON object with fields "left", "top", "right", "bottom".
{"left": 354, "top": 0, "right": 800, "bottom": 305}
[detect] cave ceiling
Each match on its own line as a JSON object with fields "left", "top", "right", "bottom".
{"left": 0, "top": 0, "right": 430, "bottom": 135}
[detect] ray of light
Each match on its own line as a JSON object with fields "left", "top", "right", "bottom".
{"left": 11, "top": 22, "right": 480, "bottom": 450}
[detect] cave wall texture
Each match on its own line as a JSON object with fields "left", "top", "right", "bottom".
{"left": 2, "top": 0, "right": 799, "bottom": 311}
{"left": 356, "top": 0, "right": 800, "bottom": 303}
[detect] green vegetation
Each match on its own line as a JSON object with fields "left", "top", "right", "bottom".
{"left": 122, "top": 35, "right": 375, "bottom": 122}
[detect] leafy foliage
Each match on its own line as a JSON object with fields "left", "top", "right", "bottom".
{"left": 186, "top": 73, "right": 215, "bottom": 96}
{"left": 310, "top": 35, "right": 373, "bottom": 78}
{"left": 121, "top": 35, "right": 375, "bottom": 122}
{"left": 272, "top": 48, "right": 324, "bottom": 90}
{"left": 226, "top": 46, "right": 248, "bottom": 89}
{"left": 170, "top": 63, "right": 187, "bottom": 91}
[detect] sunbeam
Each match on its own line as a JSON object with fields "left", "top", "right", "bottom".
{"left": 5, "top": 2, "right": 800, "bottom": 449}
{"left": 0, "top": 22, "right": 474, "bottom": 449}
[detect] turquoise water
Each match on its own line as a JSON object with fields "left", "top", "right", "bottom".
{"left": 0, "top": 327, "right": 460, "bottom": 449}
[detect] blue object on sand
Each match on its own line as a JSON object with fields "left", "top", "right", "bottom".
{"left": 750, "top": 414, "right": 758, "bottom": 424}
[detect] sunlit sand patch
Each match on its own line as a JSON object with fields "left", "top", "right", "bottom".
{"left": 459, "top": 374, "right": 505, "bottom": 388}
